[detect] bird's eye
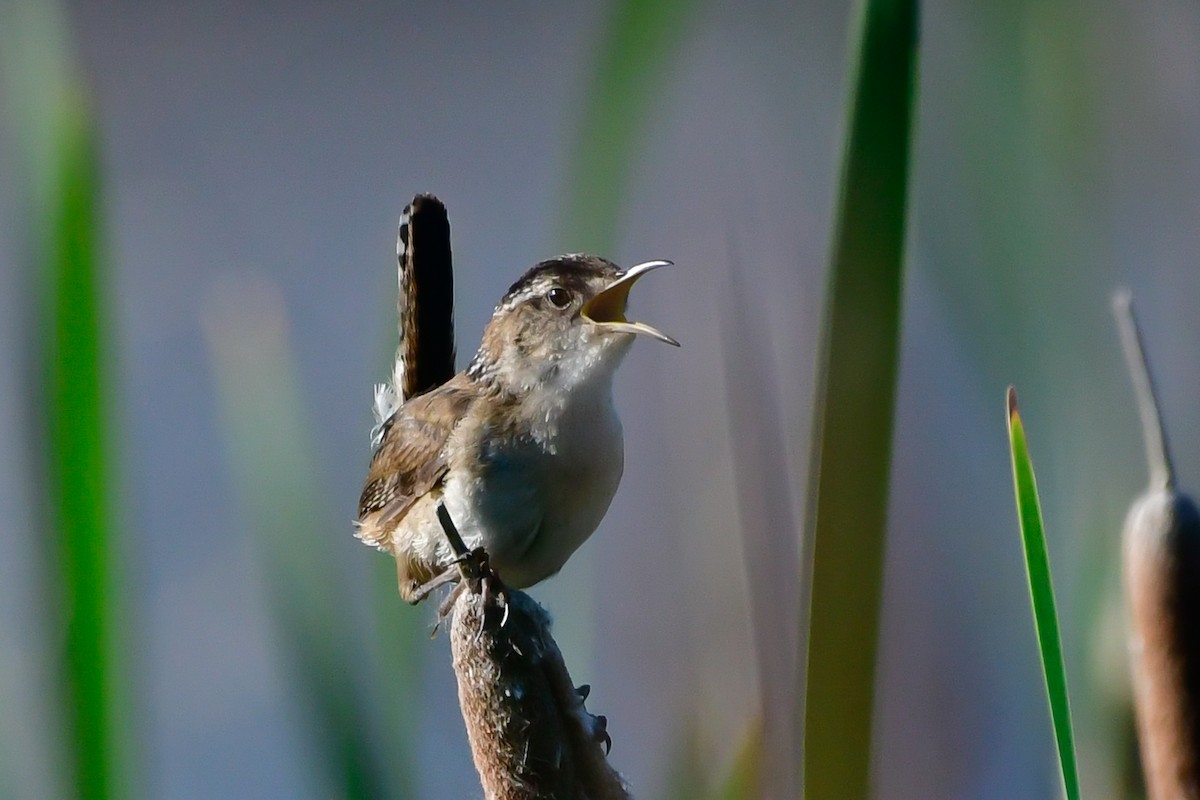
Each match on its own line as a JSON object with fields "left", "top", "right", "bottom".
{"left": 547, "top": 287, "right": 572, "bottom": 308}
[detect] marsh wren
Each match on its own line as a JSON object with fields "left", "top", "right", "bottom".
{"left": 357, "top": 244, "right": 677, "bottom": 603}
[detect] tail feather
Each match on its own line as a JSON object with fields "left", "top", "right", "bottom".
{"left": 395, "top": 194, "right": 456, "bottom": 403}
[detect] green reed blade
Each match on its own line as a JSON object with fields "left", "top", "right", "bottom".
{"left": 43, "top": 94, "right": 128, "bottom": 800}
{"left": 1, "top": 3, "right": 134, "bottom": 789}
{"left": 1006, "top": 387, "right": 1082, "bottom": 800}
{"left": 800, "top": 1, "right": 917, "bottom": 798}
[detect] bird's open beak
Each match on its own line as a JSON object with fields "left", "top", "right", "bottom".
{"left": 581, "top": 259, "right": 680, "bottom": 346}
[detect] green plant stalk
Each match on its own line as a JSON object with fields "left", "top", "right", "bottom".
{"left": 1006, "top": 388, "right": 1081, "bottom": 800}
{"left": 659, "top": 716, "right": 709, "bottom": 800}
{"left": 559, "top": 0, "right": 695, "bottom": 254}
{"left": 366, "top": 555, "right": 424, "bottom": 797}
{"left": 2, "top": 2, "right": 135, "bottom": 795}
{"left": 800, "top": 0, "right": 917, "bottom": 798}
{"left": 43, "top": 97, "right": 127, "bottom": 800}
{"left": 711, "top": 718, "right": 763, "bottom": 800}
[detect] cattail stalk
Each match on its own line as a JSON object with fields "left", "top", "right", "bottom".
{"left": 1115, "top": 291, "right": 1200, "bottom": 799}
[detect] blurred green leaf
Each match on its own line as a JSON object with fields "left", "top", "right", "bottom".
{"left": 559, "top": 0, "right": 697, "bottom": 253}
{"left": 719, "top": 239, "right": 799, "bottom": 799}
{"left": 711, "top": 718, "right": 763, "bottom": 800}
{"left": 1, "top": 1, "right": 135, "bottom": 793}
{"left": 800, "top": 1, "right": 917, "bottom": 798}
{"left": 659, "top": 716, "right": 762, "bottom": 800}
{"left": 659, "top": 718, "right": 709, "bottom": 800}
{"left": 42, "top": 90, "right": 129, "bottom": 800}
{"left": 1006, "top": 387, "right": 1082, "bottom": 800}
{"left": 204, "top": 278, "right": 415, "bottom": 800}
{"left": 366, "top": 555, "right": 426, "bottom": 794}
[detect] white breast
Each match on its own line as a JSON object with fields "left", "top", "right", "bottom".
{"left": 440, "top": 369, "right": 625, "bottom": 588}
{"left": 518, "top": 387, "right": 624, "bottom": 585}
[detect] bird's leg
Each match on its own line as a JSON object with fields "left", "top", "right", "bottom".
{"left": 409, "top": 566, "right": 461, "bottom": 605}
{"left": 434, "top": 503, "right": 510, "bottom": 633}
{"left": 426, "top": 550, "right": 489, "bottom": 635}
{"left": 430, "top": 549, "right": 498, "bottom": 637}
{"left": 449, "top": 546, "right": 509, "bottom": 636}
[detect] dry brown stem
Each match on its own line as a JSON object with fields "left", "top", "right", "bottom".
{"left": 450, "top": 584, "right": 631, "bottom": 800}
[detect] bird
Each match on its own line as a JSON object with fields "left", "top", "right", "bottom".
{"left": 356, "top": 241, "right": 677, "bottom": 605}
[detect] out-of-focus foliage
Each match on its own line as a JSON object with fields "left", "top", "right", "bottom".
{"left": 719, "top": 241, "right": 801, "bottom": 799}
{"left": 559, "top": 0, "right": 698, "bottom": 254}
{"left": 2, "top": 1, "right": 1197, "bottom": 798}
{"left": 0, "top": 1, "right": 134, "bottom": 797}
{"left": 660, "top": 717, "right": 761, "bottom": 800}
{"left": 42, "top": 96, "right": 130, "bottom": 800}
{"left": 802, "top": 0, "right": 917, "bottom": 797}
{"left": 204, "top": 277, "right": 421, "bottom": 799}
{"left": 711, "top": 719, "right": 763, "bottom": 800}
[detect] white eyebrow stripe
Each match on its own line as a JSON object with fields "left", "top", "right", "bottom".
{"left": 495, "top": 278, "right": 553, "bottom": 313}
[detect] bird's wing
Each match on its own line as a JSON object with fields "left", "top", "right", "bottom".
{"left": 356, "top": 376, "right": 475, "bottom": 548}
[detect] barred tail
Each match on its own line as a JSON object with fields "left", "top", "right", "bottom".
{"left": 394, "top": 194, "right": 456, "bottom": 403}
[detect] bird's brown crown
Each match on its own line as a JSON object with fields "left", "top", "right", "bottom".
{"left": 467, "top": 255, "right": 627, "bottom": 388}
{"left": 496, "top": 255, "right": 621, "bottom": 311}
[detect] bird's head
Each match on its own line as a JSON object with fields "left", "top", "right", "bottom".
{"left": 469, "top": 254, "right": 677, "bottom": 393}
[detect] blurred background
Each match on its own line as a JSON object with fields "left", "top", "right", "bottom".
{"left": 2, "top": 0, "right": 1199, "bottom": 798}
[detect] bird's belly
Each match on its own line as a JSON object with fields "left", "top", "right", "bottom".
{"left": 443, "top": 406, "right": 624, "bottom": 588}
{"left": 513, "top": 442, "right": 623, "bottom": 585}
{"left": 442, "top": 458, "right": 540, "bottom": 568}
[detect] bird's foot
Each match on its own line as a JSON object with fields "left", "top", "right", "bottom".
{"left": 433, "top": 503, "right": 508, "bottom": 626}
{"left": 479, "top": 567, "right": 510, "bottom": 630}
{"left": 574, "top": 684, "right": 611, "bottom": 754}
{"left": 461, "top": 548, "right": 510, "bottom": 636}
{"left": 430, "top": 546, "right": 509, "bottom": 638}
{"left": 449, "top": 546, "right": 490, "bottom": 581}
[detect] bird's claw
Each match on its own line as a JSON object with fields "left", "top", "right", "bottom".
{"left": 450, "top": 546, "right": 490, "bottom": 580}
{"left": 573, "top": 683, "right": 610, "bottom": 754}
{"left": 472, "top": 566, "right": 510, "bottom": 642}
{"left": 594, "top": 714, "right": 612, "bottom": 755}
